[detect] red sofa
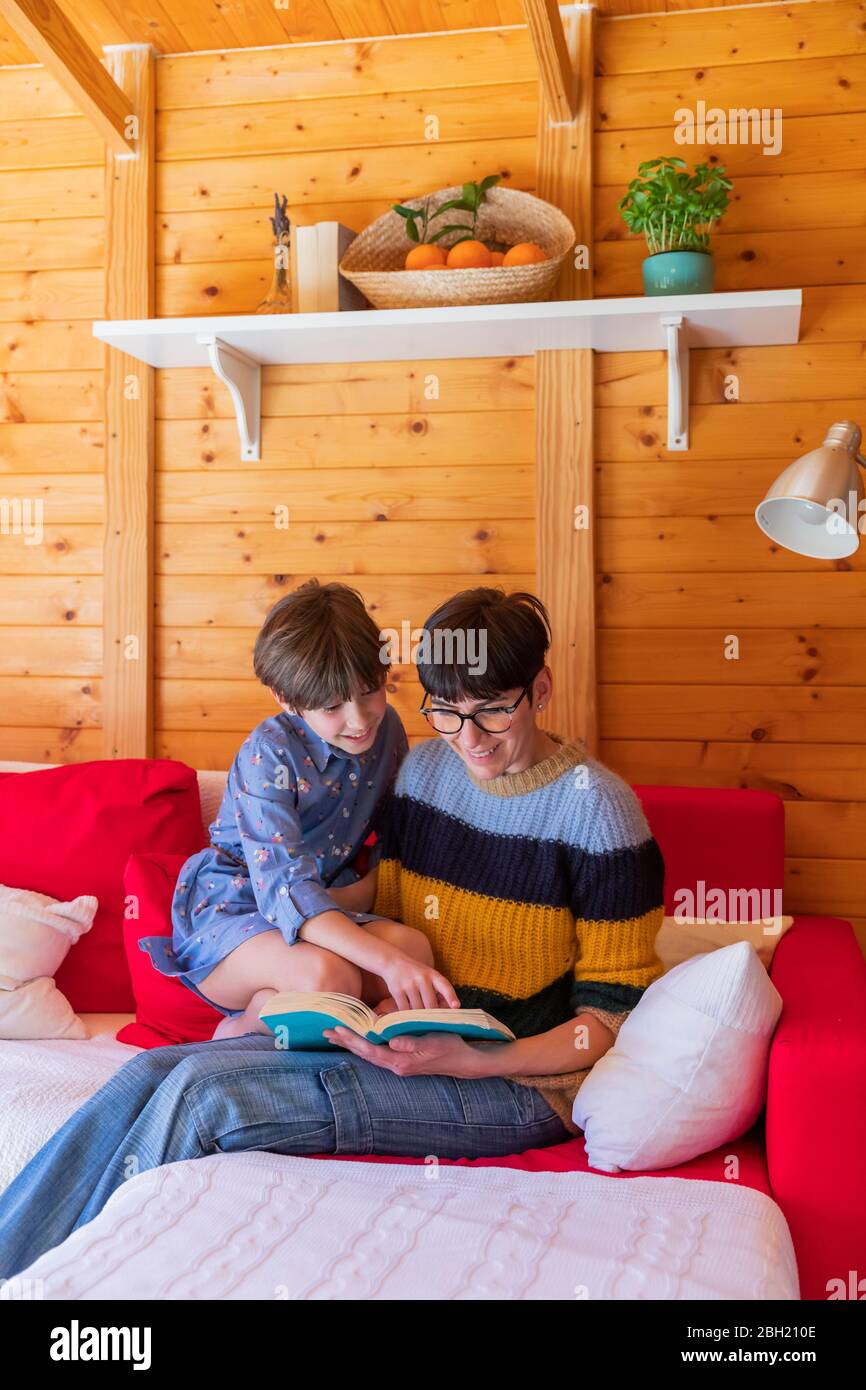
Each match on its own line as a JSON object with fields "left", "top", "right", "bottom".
{"left": 3, "top": 761, "right": 864, "bottom": 1299}
{"left": 314, "top": 784, "right": 866, "bottom": 1302}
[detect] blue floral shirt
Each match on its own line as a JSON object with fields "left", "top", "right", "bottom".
{"left": 139, "top": 704, "right": 408, "bottom": 991}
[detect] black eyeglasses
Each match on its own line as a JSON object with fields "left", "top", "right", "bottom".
{"left": 419, "top": 683, "right": 534, "bottom": 735}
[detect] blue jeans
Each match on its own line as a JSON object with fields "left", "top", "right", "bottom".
{"left": 0, "top": 1034, "right": 572, "bottom": 1279}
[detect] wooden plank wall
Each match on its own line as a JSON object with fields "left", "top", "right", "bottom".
{"left": 592, "top": 0, "right": 866, "bottom": 950}
{"left": 151, "top": 28, "right": 539, "bottom": 764}
{"left": 0, "top": 63, "right": 103, "bottom": 761}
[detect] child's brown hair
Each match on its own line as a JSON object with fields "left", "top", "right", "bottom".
{"left": 253, "top": 580, "right": 387, "bottom": 710}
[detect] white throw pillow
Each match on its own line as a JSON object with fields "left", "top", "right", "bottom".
{"left": 572, "top": 941, "right": 782, "bottom": 1173}
{"left": 0, "top": 976, "right": 87, "bottom": 1039}
{"left": 0, "top": 883, "right": 97, "bottom": 1039}
{"left": 654, "top": 914, "right": 793, "bottom": 972}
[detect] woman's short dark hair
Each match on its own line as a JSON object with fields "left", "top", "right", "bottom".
{"left": 416, "top": 587, "right": 551, "bottom": 703}
{"left": 253, "top": 580, "right": 387, "bottom": 710}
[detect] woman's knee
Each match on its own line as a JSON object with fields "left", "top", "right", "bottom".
{"left": 122, "top": 1042, "right": 195, "bottom": 1081}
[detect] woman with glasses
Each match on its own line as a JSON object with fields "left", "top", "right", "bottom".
{"left": 337, "top": 586, "right": 666, "bottom": 1132}
{"left": 0, "top": 588, "right": 666, "bottom": 1281}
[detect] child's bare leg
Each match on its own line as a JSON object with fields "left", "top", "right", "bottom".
{"left": 211, "top": 988, "right": 279, "bottom": 1040}
{"left": 199, "top": 931, "right": 364, "bottom": 1040}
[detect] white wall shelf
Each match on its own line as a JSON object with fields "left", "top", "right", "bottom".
{"left": 94, "top": 289, "right": 802, "bottom": 460}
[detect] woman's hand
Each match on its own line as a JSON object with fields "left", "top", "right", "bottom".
{"left": 379, "top": 952, "right": 460, "bottom": 1012}
{"left": 323, "top": 1027, "right": 495, "bottom": 1079}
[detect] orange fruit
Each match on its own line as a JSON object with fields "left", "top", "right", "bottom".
{"left": 405, "top": 243, "right": 447, "bottom": 269}
{"left": 502, "top": 242, "right": 547, "bottom": 266}
{"left": 489, "top": 250, "right": 505, "bottom": 265}
{"left": 445, "top": 239, "right": 492, "bottom": 268}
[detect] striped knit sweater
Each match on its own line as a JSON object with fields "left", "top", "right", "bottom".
{"left": 372, "top": 732, "right": 665, "bottom": 1136}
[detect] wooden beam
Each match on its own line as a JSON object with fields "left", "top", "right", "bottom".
{"left": 535, "top": 6, "right": 597, "bottom": 751}
{"left": 522, "top": 0, "right": 578, "bottom": 123}
{"left": 536, "top": 350, "right": 597, "bottom": 752}
{"left": 536, "top": 5, "right": 593, "bottom": 304}
{"left": 0, "top": 0, "right": 134, "bottom": 156}
{"left": 103, "top": 45, "right": 155, "bottom": 758}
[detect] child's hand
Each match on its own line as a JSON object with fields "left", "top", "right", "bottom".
{"left": 380, "top": 953, "right": 460, "bottom": 1013}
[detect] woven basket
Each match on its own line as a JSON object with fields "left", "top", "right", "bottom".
{"left": 339, "top": 185, "right": 576, "bottom": 309}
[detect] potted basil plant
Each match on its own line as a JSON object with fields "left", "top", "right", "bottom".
{"left": 618, "top": 156, "right": 732, "bottom": 296}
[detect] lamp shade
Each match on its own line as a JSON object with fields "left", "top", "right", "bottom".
{"left": 755, "top": 421, "right": 865, "bottom": 559}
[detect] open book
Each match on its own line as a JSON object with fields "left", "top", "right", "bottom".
{"left": 259, "top": 991, "right": 515, "bottom": 1049}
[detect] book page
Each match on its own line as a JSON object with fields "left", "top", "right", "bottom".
{"left": 370, "top": 1008, "right": 498, "bottom": 1035}
{"left": 260, "top": 991, "right": 375, "bottom": 1031}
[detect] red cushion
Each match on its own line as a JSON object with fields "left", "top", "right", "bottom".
{"left": 117, "top": 852, "right": 223, "bottom": 1048}
{"left": 351, "top": 831, "right": 377, "bottom": 878}
{"left": 0, "top": 759, "right": 205, "bottom": 1012}
{"left": 634, "top": 784, "right": 784, "bottom": 917}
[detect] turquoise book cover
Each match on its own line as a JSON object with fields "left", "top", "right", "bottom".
{"left": 258, "top": 994, "right": 515, "bottom": 1051}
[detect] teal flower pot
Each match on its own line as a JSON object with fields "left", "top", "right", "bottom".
{"left": 642, "top": 250, "right": 714, "bottom": 296}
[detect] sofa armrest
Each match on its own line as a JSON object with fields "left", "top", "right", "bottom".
{"left": 766, "top": 915, "right": 866, "bottom": 1300}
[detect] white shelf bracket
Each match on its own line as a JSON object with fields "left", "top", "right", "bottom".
{"left": 660, "top": 313, "right": 689, "bottom": 451}
{"left": 196, "top": 334, "right": 261, "bottom": 461}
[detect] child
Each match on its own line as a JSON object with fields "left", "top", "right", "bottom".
{"left": 139, "top": 580, "right": 458, "bottom": 1039}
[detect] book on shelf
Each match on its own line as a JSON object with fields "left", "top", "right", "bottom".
{"left": 291, "top": 222, "right": 367, "bottom": 312}
{"left": 259, "top": 991, "right": 516, "bottom": 1049}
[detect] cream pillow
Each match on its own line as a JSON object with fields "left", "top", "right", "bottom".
{"left": 0, "top": 883, "right": 96, "bottom": 986}
{"left": 0, "top": 977, "right": 87, "bottom": 1040}
{"left": 654, "top": 914, "right": 793, "bottom": 972}
{"left": 0, "top": 883, "right": 97, "bottom": 1038}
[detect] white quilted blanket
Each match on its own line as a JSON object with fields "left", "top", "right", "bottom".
{"left": 0, "top": 1031, "right": 140, "bottom": 1192}
{"left": 4, "top": 1151, "right": 799, "bottom": 1300}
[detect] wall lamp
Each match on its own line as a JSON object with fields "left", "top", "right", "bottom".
{"left": 755, "top": 421, "right": 866, "bottom": 559}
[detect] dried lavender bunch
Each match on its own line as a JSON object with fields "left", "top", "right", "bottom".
{"left": 269, "top": 193, "right": 290, "bottom": 240}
